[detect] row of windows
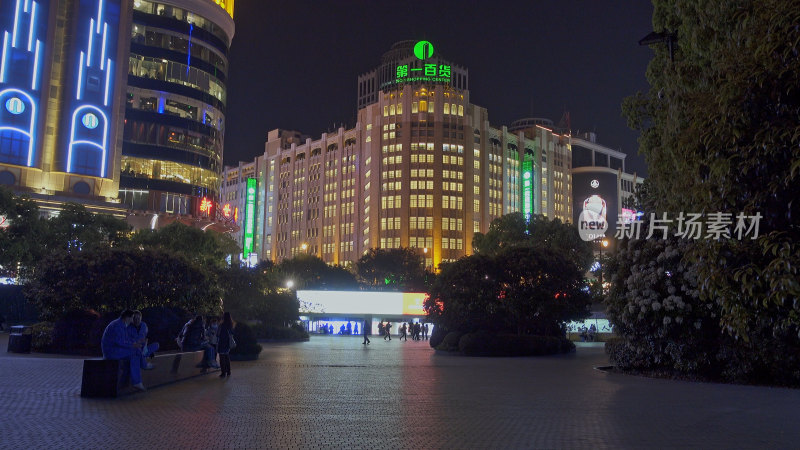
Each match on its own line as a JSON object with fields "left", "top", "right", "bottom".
{"left": 382, "top": 156, "right": 403, "bottom": 165}
{"left": 442, "top": 218, "right": 463, "bottom": 231}
{"left": 127, "top": 88, "right": 224, "bottom": 132}
{"left": 410, "top": 216, "right": 433, "bottom": 230}
{"left": 132, "top": 25, "right": 227, "bottom": 73}
{"left": 443, "top": 155, "right": 464, "bottom": 165}
{"left": 382, "top": 144, "right": 403, "bottom": 153}
{"left": 129, "top": 55, "right": 226, "bottom": 104}
{"left": 121, "top": 156, "right": 219, "bottom": 190}
{"left": 410, "top": 180, "right": 434, "bottom": 190}
{"left": 411, "top": 154, "right": 435, "bottom": 164}
{"left": 442, "top": 238, "right": 464, "bottom": 250}
{"left": 133, "top": 0, "right": 231, "bottom": 45}
{"left": 408, "top": 237, "right": 434, "bottom": 249}
{"left": 123, "top": 120, "right": 221, "bottom": 158}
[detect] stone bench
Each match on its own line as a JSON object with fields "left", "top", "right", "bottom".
{"left": 80, "top": 350, "right": 217, "bottom": 398}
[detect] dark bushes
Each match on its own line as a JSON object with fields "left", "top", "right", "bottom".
{"left": 230, "top": 322, "right": 262, "bottom": 359}
{"left": 50, "top": 309, "right": 100, "bottom": 355}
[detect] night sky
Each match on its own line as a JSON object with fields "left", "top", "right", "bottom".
{"left": 224, "top": 1, "right": 654, "bottom": 176}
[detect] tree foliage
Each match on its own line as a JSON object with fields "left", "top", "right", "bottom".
{"left": 424, "top": 247, "right": 590, "bottom": 337}
{"left": 274, "top": 253, "right": 358, "bottom": 290}
{"left": 128, "top": 222, "right": 238, "bottom": 269}
{"left": 25, "top": 247, "right": 221, "bottom": 320}
{"left": 355, "top": 247, "right": 426, "bottom": 291}
{"left": 613, "top": 0, "right": 800, "bottom": 384}
{"left": 0, "top": 187, "right": 49, "bottom": 280}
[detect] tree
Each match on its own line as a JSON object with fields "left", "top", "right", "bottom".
{"left": 473, "top": 213, "right": 593, "bottom": 271}
{"left": 274, "top": 254, "right": 358, "bottom": 290}
{"left": 355, "top": 247, "right": 426, "bottom": 291}
{"left": 424, "top": 247, "right": 590, "bottom": 337}
{"left": 46, "top": 203, "right": 130, "bottom": 253}
{"left": 25, "top": 247, "right": 221, "bottom": 320}
{"left": 0, "top": 187, "right": 49, "bottom": 280}
{"left": 128, "top": 222, "right": 238, "bottom": 269}
{"left": 615, "top": 0, "right": 800, "bottom": 383}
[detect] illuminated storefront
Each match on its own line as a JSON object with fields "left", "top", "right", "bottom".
{"left": 297, "top": 290, "right": 431, "bottom": 334}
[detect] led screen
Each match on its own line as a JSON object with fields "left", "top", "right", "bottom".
{"left": 298, "top": 290, "right": 428, "bottom": 316}
{"left": 572, "top": 172, "right": 618, "bottom": 240}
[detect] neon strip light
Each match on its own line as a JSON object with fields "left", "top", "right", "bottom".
{"left": 31, "top": 40, "right": 40, "bottom": 90}
{"left": 28, "top": 1, "right": 36, "bottom": 51}
{"left": 97, "top": 0, "right": 103, "bottom": 33}
{"left": 77, "top": 52, "right": 85, "bottom": 99}
{"left": 66, "top": 105, "right": 109, "bottom": 176}
{"left": 100, "top": 23, "right": 107, "bottom": 69}
{"left": 87, "top": 19, "right": 94, "bottom": 67}
{"left": 104, "top": 59, "right": 112, "bottom": 106}
{"left": 0, "top": 32, "right": 8, "bottom": 83}
{"left": 12, "top": 0, "right": 21, "bottom": 48}
{"left": 0, "top": 89, "right": 36, "bottom": 167}
{"left": 186, "top": 23, "right": 193, "bottom": 75}
{"left": 24, "top": 0, "right": 29, "bottom": 13}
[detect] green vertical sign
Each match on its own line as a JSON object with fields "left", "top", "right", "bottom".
{"left": 243, "top": 178, "right": 257, "bottom": 255}
{"left": 522, "top": 161, "right": 533, "bottom": 218}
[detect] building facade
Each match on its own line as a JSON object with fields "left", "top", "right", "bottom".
{"left": 121, "top": 0, "right": 234, "bottom": 228}
{"left": 570, "top": 131, "right": 644, "bottom": 240}
{"left": 0, "top": 0, "right": 133, "bottom": 216}
{"left": 224, "top": 40, "right": 574, "bottom": 269}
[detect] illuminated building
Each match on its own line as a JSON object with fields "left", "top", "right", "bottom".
{"left": 224, "top": 41, "right": 574, "bottom": 268}
{"left": 570, "top": 131, "right": 644, "bottom": 239}
{"left": 120, "top": 0, "right": 234, "bottom": 228}
{"left": 0, "top": 0, "right": 133, "bottom": 217}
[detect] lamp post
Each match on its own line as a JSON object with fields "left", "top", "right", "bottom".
{"left": 301, "top": 242, "right": 308, "bottom": 254}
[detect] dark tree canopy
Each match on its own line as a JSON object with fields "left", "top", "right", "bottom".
{"left": 356, "top": 247, "right": 426, "bottom": 291}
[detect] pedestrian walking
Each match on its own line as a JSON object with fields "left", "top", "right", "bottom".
{"left": 362, "top": 319, "right": 370, "bottom": 345}
{"left": 384, "top": 322, "right": 392, "bottom": 340}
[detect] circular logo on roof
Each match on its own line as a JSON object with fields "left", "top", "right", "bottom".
{"left": 82, "top": 113, "right": 99, "bottom": 129}
{"left": 590, "top": 179, "right": 599, "bottom": 189}
{"left": 414, "top": 41, "right": 434, "bottom": 60}
{"left": 5, "top": 97, "right": 25, "bottom": 115}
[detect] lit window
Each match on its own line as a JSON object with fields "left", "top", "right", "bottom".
{"left": 444, "top": 103, "right": 450, "bottom": 115}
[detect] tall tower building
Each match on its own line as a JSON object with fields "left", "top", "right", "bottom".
{"left": 223, "top": 40, "right": 574, "bottom": 269}
{"left": 0, "top": 0, "right": 132, "bottom": 216}
{"left": 120, "top": 0, "right": 234, "bottom": 226}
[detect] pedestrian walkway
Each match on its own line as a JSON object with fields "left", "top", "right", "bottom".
{"left": 1, "top": 333, "right": 799, "bottom": 448}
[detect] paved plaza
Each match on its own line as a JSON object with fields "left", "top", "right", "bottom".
{"left": 1, "top": 332, "right": 799, "bottom": 449}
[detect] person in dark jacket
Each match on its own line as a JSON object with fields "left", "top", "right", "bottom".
{"left": 362, "top": 318, "right": 370, "bottom": 345}
{"left": 217, "top": 312, "right": 235, "bottom": 378}
{"left": 181, "top": 316, "right": 213, "bottom": 367}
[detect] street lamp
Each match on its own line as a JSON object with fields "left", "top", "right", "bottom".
{"left": 301, "top": 243, "right": 308, "bottom": 253}
{"left": 286, "top": 280, "right": 294, "bottom": 289}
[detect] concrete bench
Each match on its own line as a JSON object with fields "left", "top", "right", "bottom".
{"left": 80, "top": 350, "right": 217, "bottom": 398}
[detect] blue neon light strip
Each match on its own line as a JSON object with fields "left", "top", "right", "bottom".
{"left": 186, "top": 23, "right": 193, "bottom": 76}
{"left": 12, "top": 0, "right": 21, "bottom": 48}
{"left": 96, "top": 0, "right": 103, "bottom": 33}
{"left": 0, "top": 89, "right": 37, "bottom": 167}
{"left": 87, "top": 19, "right": 94, "bottom": 66}
{"left": 104, "top": 59, "right": 112, "bottom": 106}
{"left": 100, "top": 23, "right": 107, "bottom": 69}
{"left": 0, "top": 32, "right": 8, "bottom": 83}
{"left": 77, "top": 52, "right": 84, "bottom": 99}
{"left": 24, "top": 0, "right": 29, "bottom": 13}
{"left": 27, "top": 1, "right": 36, "bottom": 51}
{"left": 66, "top": 106, "right": 109, "bottom": 176}
{"left": 31, "top": 40, "right": 40, "bottom": 90}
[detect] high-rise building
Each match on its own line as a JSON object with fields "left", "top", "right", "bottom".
{"left": 117, "top": 0, "right": 234, "bottom": 227}
{"left": 222, "top": 40, "right": 574, "bottom": 269}
{"left": 0, "top": 0, "right": 133, "bottom": 217}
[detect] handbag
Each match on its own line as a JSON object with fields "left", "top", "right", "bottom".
{"left": 229, "top": 333, "right": 237, "bottom": 350}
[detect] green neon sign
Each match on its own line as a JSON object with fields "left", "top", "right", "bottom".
{"left": 414, "top": 41, "right": 434, "bottom": 60}
{"left": 243, "top": 178, "right": 257, "bottom": 255}
{"left": 522, "top": 161, "right": 533, "bottom": 218}
{"left": 390, "top": 40, "right": 451, "bottom": 86}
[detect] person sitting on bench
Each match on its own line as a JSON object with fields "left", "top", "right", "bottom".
{"left": 129, "top": 310, "right": 159, "bottom": 370}
{"left": 101, "top": 309, "right": 146, "bottom": 391}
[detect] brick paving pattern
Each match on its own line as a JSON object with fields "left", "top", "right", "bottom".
{"left": 1, "top": 332, "right": 799, "bottom": 448}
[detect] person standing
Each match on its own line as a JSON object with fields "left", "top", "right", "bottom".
{"left": 423, "top": 323, "right": 429, "bottom": 340}
{"left": 399, "top": 323, "right": 408, "bottom": 341}
{"left": 362, "top": 318, "right": 370, "bottom": 345}
{"left": 384, "top": 322, "right": 392, "bottom": 341}
{"left": 101, "top": 310, "right": 145, "bottom": 391}
{"left": 205, "top": 317, "right": 221, "bottom": 369}
{"left": 217, "top": 312, "right": 235, "bottom": 378}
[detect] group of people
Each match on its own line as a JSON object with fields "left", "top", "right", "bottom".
{"left": 101, "top": 309, "right": 236, "bottom": 391}
{"left": 317, "top": 322, "right": 361, "bottom": 335}
{"left": 375, "top": 321, "right": 429, "bottom": 341}
{"left": 579, "top": 324, "right": 598, "bottom": 342}
{"left": 176, "top": 312, "right": 236, "bottom": 378}
{"left": 100, "top": 309, "right": 158, "bottom": 391}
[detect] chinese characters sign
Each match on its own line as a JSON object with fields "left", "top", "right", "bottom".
{"left": 614, "top": 212, "right": 762, "bottom": 241}
{"left": 522, "top": 161, "right": 533, "bottom": 218}
{"left": 243, "top": 178, "right": 256, "bottom": 255}
{"left": 393, "top": 41, "right": 452, "bottom": 85}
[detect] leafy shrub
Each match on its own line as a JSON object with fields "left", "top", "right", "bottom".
{"left": 458, "top": 332, "right": 574, "bottom": 357}
{"left": 230, "top": 322, "right": 262, "bottom": 358}
{"left": 50, "top": 309, "right": 100, "bottom": 354}
{"left": 30, "top": 321, "right": 53, "bottom": 352}
{"left": 429, "top": 325, "right": 448, "bottom": 348}
{"left": 435, "top": 331, "right": 464, "bottom": 352}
